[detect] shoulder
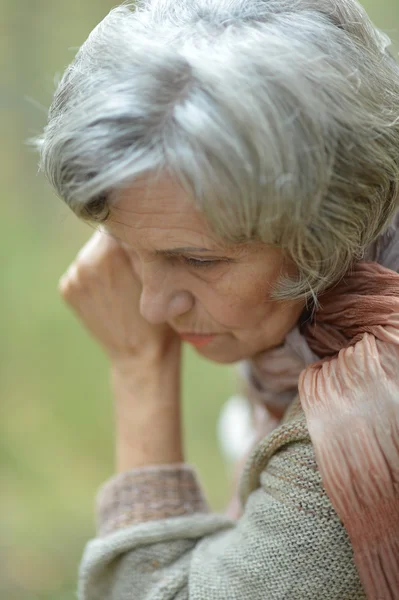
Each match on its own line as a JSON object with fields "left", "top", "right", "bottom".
{"left": 216, "top": 396, "right": 366, "bottom": 598}
{"left": 239, "top": 396, "right": 338, "bottom": 524}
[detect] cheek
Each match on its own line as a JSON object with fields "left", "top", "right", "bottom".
{"left": 199, "top": 277, "right": 273, "bottom": 328}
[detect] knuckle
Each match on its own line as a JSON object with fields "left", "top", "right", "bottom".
{"left": 58, "top": 264, "right": 80, "bottom": 295}
{"left": 80, "top": 234, "right": 123, "bottom": 270}
{"left": 58, "top": 276, "right": 75, "bottom": 299}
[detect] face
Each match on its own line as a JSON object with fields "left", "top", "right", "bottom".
{"left": 105, "top": 173, "right": 305, "bottom": 364}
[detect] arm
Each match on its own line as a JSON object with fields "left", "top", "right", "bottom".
{"left": 78, "top": 404, "right": 365, "bottom": 600}
{"left": 111, "top": 350, "right": 183, "bottom": 472}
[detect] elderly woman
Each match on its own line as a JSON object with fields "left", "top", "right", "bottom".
{"left": 34, "top": 0, "right": 399, "bottom": 598}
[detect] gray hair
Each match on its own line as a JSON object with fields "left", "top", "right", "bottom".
{"left": 32, "top": 0, "right": 399, "bottom": 300}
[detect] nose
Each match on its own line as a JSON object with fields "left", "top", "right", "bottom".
{"left": 139, "top": 266, "right": 194, "bottom": 325}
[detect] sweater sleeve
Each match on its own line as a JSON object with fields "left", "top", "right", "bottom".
{"left": 78, "top": 412, "right": 366, "bottom": 600}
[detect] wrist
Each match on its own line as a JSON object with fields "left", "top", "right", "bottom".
{"left": 109, "top": 342, "right": 184, "bottom": 472}
{"left": 109, "top": 337, "right": 181, "bottom": 373}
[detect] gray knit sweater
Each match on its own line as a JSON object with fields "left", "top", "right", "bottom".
{"left": 78, "top": 397, "right": 365, "bottom": 599}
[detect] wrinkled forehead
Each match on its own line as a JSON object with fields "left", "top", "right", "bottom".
{"left": 105, "top": 173, "right": 228, "bottom": 251}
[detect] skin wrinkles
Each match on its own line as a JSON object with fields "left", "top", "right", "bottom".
{"left": 105, "top": 173, "right": 305, "bottom": 364}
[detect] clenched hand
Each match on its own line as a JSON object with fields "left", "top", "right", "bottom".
{"left": 58, "top": 229, "right": 180, "bottom": 362}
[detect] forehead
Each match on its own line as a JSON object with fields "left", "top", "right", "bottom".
{"left": 107, "top": 173, "right": 225, "bottom": 248}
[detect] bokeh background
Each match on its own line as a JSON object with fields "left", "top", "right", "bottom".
{"left": 1, "top": 1, "right": 398, "bottom": 598}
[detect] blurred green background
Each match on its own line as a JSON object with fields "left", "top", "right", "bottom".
{"left": 1, "top": 1, "right": 398, "bottom": 598}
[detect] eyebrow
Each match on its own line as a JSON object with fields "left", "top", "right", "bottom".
{"left": 155, "top": 247, "right": 214, "bottom": 256}
{"left": 106, "top": 233, "right": 215, "bottom": 255}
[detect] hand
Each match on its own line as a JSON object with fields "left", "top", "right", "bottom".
{"left": 58, "top": 229, "right": 180, "bottom": 362}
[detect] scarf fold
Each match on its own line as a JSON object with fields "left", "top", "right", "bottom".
{"left": 300, "top": 261, "right": 399, "bottom": 599}
{"left": 240, "top": 212, "right": 399, "bottom": 599}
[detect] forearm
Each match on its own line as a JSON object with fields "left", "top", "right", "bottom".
{"left": 95, "top": 347, "right": 207, "bottom": 534}
{"left": 110, "top": 346, "right": 184, "bottom": 472}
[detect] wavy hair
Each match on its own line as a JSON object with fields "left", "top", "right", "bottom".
{"left": 32, "top": 0, "right": 399, "bottom": 300}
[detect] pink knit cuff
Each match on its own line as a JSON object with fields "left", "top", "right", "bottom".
{"left": 95, "top": 464, "right": 210, "bottom": 536}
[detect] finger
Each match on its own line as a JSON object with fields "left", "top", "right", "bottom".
{"left": 76, "top": 230, "right": 118, "bottom": 266}
{"left": 58, "top": 263, "right": 79, "bottom": 296}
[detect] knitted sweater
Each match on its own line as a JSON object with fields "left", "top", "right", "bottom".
{"left": 78, "top": 395, "right": 365, "bottom": 599}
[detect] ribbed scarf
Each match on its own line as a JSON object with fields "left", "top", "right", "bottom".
{"left": 241, "top": 212, "right": 399, "bottom": 599}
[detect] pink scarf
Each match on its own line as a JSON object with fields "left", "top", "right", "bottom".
{"left": 241, "top": 212, "right": 399, "bottom": 599}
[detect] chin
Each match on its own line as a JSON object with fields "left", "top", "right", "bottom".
{"left": 194, "top": 345, "right": 247, "bottom": 365}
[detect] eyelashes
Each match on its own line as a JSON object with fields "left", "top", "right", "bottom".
{"left": 181, "top": 256, "right": 234, "bottom": 269}
{"left": 182, "top": 257, "right": 223, "bottom": 268}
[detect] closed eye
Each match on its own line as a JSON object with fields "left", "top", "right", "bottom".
{"left": 182, "top": 257, "right": 228, "bottom": 268}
